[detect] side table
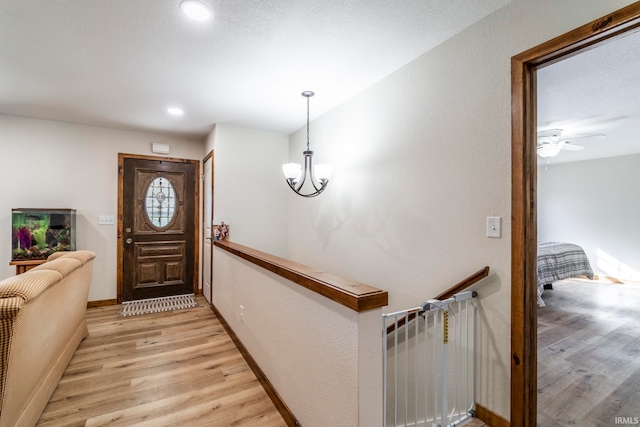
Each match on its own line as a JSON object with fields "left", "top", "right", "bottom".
{"left": 9, "top": 260, "right": 46, "bottom": 275}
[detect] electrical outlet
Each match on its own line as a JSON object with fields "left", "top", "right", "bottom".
{"left": 98, "top": 215, "right": 115, "bottom": 225}
{"left": 240, "top": 305, "right": 244, "bottom": 323}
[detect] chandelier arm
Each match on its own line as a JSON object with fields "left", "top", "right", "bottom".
{"left": 293, "top": 154, "right": 310, "bottom": 192}
{"left": 286, "top": 182, "right": 327, "bottom": 198}
{"left": 306, "top": 150, "right": 323, "bottom": 192}
{"left": 295, "top": 171, "right": 308, "bottom": 192}
{"left": 313, "top": 180, "right": 327, "bottom": 193}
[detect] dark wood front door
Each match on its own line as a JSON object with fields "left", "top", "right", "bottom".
{"left": 119, "top": 155, "right": 197, "bottom": 301}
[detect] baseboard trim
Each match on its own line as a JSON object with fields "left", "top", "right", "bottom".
{"left": 87, "top": 299, "right": 117, "bottom": 308}
{"left": 475, "top": 403, "right": 510, "bottom": 427}
{"left": 209, "top": 302, "right": 301, "bottom": 427}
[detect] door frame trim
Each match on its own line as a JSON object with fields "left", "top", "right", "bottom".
{"left": 510, "top": 3, "right": 640, "bottom": 426}
{"left": 117, "top": 153, "right": 201, "bottom": 303}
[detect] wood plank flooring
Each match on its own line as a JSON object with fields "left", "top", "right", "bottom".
{"left": 38, "top": 296, "right": 287, "bottom": 427}
{"left": 461, "top": 418, "right": 488, "bottom": 427}
{"left": 537, "top": 278, "right": 640, "bottom": 427}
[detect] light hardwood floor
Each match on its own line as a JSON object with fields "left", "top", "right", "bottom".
{"left": 537, "top": 278, "right": 640, "bottom": 427}
{"left": 462, "top": 418, "right": 488, "bottom": 427}
{"left": 38, "top": 296, "right": 287, "bottom": 426}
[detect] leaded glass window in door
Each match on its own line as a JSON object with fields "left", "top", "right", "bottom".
{"left": 145, "top": 177, "right": 176, "bottom": 227}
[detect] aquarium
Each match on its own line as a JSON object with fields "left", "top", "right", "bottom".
{"left": 11, "top": 209, "right": 76, "bottom": 261}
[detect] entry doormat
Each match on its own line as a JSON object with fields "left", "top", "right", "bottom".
{"left": 119, "top": 294, "right": 199, "bottom": 317}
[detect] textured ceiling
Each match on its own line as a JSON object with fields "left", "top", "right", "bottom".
{"left": 537, "top": 30, "right": 640, "bottom": 165}
{"left": 0, "top": 0, "right": 510, "bottom": 139}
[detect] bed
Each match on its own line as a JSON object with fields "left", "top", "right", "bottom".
{"left": 537, "top": 241, "right": 594, "bottom": 306}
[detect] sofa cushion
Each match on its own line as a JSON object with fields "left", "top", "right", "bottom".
{"left": 47, "top": 250, "right": 96, "bottom": 264}
{"left": 57, "top": 250, "right": 96, "bottom": 264}
{"left": 31, "top": 258, "right": 82, "bottom": 277}
{"left": 46, "top": 252, "right": 68, "bottom": 262}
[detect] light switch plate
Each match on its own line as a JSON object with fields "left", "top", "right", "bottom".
{"left": 487, "top": 216, "right": 501, "bottom": 238}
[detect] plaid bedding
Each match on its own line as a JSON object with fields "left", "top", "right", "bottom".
{"left": 537, "top": 241, "right": 594, "bottom": 306}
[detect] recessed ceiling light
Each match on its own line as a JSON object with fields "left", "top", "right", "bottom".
{"left": 167, "top": 107, "right": 184, "bottom": 116}
{"left": 179, "top": 1, "right": 212, "bottom": 21}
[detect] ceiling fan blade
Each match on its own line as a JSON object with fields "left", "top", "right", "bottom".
{"left": 560, "top": 142, "right": 585, "bottom": 151}
{"left": 548, "top": 115, "right": 639, "bottom": 131}
{"left": 592, "top": 115, "right": 638, "bottom": 126}
{"left": 561, "top": 133, "right": 606, "bottom": 140}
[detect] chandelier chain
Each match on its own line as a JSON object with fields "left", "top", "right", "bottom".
{"left": 306, "top": 95, "right": 310, "bottom": 151}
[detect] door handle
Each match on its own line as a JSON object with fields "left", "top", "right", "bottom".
{"left": 126, "top": 238, "right": 133, "bottom": 244}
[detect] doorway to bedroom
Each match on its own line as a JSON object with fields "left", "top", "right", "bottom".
{"left": 535, "top": 29, "right": 640, "bottom": 426}
{"left": 511, "top": 4, "right": 640, "bottom": 426}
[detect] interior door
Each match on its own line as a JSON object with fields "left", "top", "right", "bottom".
{"left": 121, "top": 156, "right": 196, "bottom": 301}
{"left": 202, "top": 154, "right": 213, "bottom": 303}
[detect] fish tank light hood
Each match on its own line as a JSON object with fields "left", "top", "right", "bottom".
{"left": 11, "top": 208, "right": 76, "bottom": 261}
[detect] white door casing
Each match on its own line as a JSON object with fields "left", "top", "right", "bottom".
{"left": 203, "top": 155, "right": 213, "bottom": 303}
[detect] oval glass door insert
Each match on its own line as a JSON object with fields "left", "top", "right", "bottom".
{"left": 145, "top": 177, "right": 176, "bottom": 227}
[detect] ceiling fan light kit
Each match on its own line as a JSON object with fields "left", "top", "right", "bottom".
{"left": 536, "top": 128, "right": 590, "bottom": 158}
{"left": 537, "top": 129, "right": 564, "bottom": 158}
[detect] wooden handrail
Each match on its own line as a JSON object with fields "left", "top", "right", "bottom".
{"left": 385, "top": 266, "right": 489, "bottom": 335}
{"left": 214, "top": 240, "right": 388, "bottom": 312}
{"left": 433, "top": 266, "right": 490, "bottom": 300}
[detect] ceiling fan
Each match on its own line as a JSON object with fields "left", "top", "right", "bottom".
{"left": 536, "top": 128, "right": 604, "bottom": 158}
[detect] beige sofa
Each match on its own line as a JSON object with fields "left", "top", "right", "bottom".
{"left": 0, "top": 250, "right": 95, "bottom": 427}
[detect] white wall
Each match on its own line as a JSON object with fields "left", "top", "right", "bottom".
{"left": 538, "top": 154, "right": 640, "bottom": 281}
{"left": 0, "top": 114, "right": 204, "bottom": 301}
{"left": 212, "top": 247, "right": 382, "bottom": 427}
{"left": 205, "top": 124, "right": 290, "bottom": 257}
{"left": 283, "top": 0, "right": 637, "bottom": 419}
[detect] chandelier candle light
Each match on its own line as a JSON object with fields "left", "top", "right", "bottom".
{"left": 282, "top": 91, "right": 333, "bottom": 197}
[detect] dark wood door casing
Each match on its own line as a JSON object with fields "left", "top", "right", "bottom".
{"left": 511, "top": 4, "right": 640, "bottom": 426}
{"left": 118, "top": 154, "right": 200, "bottom": 302}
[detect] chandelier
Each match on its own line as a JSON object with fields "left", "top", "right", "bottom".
{"left": 282, "top": 91, "right": 332, "bottom": 197}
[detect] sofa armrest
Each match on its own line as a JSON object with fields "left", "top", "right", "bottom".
{"left": 0, "top": 297, "right": 24, "bottom": 319}
{"left": 0, "top": 271, "right": 63, "bottom": 318}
